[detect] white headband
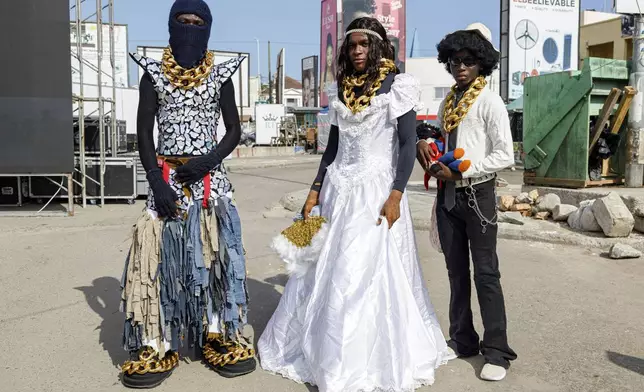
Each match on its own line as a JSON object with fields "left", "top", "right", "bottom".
{"left": 344, "top": 29, "right": 383, "bottom": 40}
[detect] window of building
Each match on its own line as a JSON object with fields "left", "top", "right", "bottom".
{"left": 434, "top": 87, "right": 451, "bottom": 100}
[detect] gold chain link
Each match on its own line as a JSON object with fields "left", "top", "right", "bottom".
{"left": 442, "top": 76, "right": 487, "bottom": 133}
{"left": 342, "top": 59, "right": 397, "bottom": 114}
{"left": 162, "top": 46, "right": 215, "bottom": 90}
{"left": 121, "top": 347, "right": 179, "bottom": 375}
{"left": 202, "top": 333, "right": 255, "bottom": 367}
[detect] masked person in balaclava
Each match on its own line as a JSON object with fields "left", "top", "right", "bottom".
{"left": 119, "top": 0, "right": 256, "bottom": 388}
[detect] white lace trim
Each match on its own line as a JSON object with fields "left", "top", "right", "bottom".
{"left": 270, "top": 223, "right": 330, "bottom": 277}
{"left": 327, "top": 74, "right": 423, "bottom": 123}
{"left": 260, "top": 347, "right": 451, "bottom": 392}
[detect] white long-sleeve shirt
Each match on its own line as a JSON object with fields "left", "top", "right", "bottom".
{"left": 437, "top": 86, "right": 515, "bottom": 179}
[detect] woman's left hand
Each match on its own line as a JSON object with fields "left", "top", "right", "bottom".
{"left": 378, "top": 191, "right": 402, "bottom": 229}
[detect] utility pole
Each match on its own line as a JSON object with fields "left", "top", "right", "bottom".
{"left": 255, "top": 38, "right": 261, "bottom": 99}
{"left": 626, "top": 14, "right": 644, "bottom": 187}
{"left": 268, "top": 41, "right": 273, "bottom": 104}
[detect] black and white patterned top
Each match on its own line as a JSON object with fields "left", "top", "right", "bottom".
{"left": 131, "top": 53, "right": 245, "bottom": 212}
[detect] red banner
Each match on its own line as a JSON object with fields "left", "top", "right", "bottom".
{"left": 342, "top": 0, "right": 406, "bottom": 71}
{"left": 320, "top": 0, "right": 337, "bottom": 107}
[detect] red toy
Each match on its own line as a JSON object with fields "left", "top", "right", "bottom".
{"left": 422, "top": 138, "right": 471, "bottom": 190}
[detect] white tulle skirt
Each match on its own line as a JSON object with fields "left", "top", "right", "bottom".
{"left": 258, "top": 172, "right": 449, "bottom": 392}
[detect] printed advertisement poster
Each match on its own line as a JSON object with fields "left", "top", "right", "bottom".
{"left": 342, "top": 0, "right": 406, "bottom": 71}
{"left": 320, "top": 0, "right": 337, "bottom": 107}
{"left": 508, "top": 1, "right": 580, "bottom": 100}
{"left": 302, "top": 56, "right": 319, "bottom": 107}
{"left": 255, "top": 104, "right": 285, "bottom": 145}
{"left": 70, "top": 22, "right": 129, "bottom": 87}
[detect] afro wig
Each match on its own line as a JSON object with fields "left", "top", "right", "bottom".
{"left": 436, "top": 30, "right": 499, "bottom": 77}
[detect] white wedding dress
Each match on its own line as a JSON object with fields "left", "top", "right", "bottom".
{"left": 258, "top": 74, "right": 449, "bottom": 392}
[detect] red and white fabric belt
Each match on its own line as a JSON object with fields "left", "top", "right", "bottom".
{"left": 157, "top": 156, "right": 210, "bottom": 208}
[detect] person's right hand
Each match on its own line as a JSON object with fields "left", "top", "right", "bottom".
{"left": 302, "top": 190, "right": 319, "bottom": 220}
{"left": 416, "top": 140, "right": 432, "bottom": 172}
{"left": 417, "top": 140, "right": 440, "bottom": 172}
{"left": 147, "top": 169, "right": 179, "bottom": 218}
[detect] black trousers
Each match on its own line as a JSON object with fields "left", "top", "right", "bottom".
{"left": 435, "top": 179, "right": 517, "bottom": 368}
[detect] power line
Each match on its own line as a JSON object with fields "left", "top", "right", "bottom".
{"left": 130, "top": 39, "right": 319, "bottom": 47}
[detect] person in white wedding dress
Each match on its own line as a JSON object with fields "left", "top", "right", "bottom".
{"left": 258, "top": 17, "right": 450, "bottom": 392}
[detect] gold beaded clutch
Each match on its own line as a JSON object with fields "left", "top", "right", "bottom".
{"left": 280, "top": 216, "right": 327, "bottom": 248}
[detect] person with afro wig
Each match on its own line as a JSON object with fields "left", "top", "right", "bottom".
{"left": 416, "top": 23, "right": 517, "bottom": 382}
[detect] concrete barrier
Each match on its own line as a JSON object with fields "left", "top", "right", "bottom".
{"left": 232, "top": 146, "right": 302, "bottom": 158}
{"left": 278, "top": 186, "right": 644, "bottom": 252}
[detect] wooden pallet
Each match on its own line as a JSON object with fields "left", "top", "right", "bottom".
{"left": 524, "top": 170, "right": 624, "bottom": 188}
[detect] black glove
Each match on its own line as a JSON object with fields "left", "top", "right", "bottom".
{"left": 174, "top": 152, "right": 221, "bottom": 185}
{"left": 147, "top": 169, "right": 179, "bottom": 218}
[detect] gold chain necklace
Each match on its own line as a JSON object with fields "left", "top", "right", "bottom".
{"left": 442, "top": 76, "right": 487, "bottom": 133}
{"left": 162, "top": 47, "right": 215, "bottom": 90}
{"left": 342, "top": 59, "right": 397, "bottom": 114}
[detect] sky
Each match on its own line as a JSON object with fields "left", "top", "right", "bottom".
{"left": 96, "top": 0, "right": 612, "bottom": 85}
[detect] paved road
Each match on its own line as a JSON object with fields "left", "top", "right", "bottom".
{"left": 0, "top": 161, "right": 642, "bottom": 392}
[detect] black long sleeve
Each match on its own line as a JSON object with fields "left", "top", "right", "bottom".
{"left": 211, "top": 79, "right": 241, "bottom": 161}
{"left": 392, "top": 109, "right": 417, "bottom": 192}
{"left": 136, "top": 73, "right": 159, "bottom": 174}
{"left": 136, "top": 73, "right": 179, "bottom": 217}
{"left": 310, "top": 124, "right": 339, "bottom": 192}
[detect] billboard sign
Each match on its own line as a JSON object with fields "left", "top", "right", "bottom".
{"left": 615, "top": 0, "right": 644, "bottom": 14}
{"left": 342, "top": 0, "right": 406, "bottom": 71}
{"left": 302, "top": 56, "right": 319, "bottom": 107}
{"left": 70, "top": 22, "right": 129, "bottom": 87}
{"left": 255, "top": 104, "right": 285, "bottom": 145}
{"left": 320, "top": 0, "right": 338, "bottom": 107}
{"left": 621, "top": 14, "right": 635, "bottom": 37}
{"left": 506, "top": 0, "right": 580, "bottom": 100}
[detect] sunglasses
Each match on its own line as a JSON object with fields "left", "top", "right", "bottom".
{"left": 449, "top": 57, "right": 478, "bottom": 67}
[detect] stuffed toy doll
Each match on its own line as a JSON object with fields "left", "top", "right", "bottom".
{"left": 422, "top": 139, "right": 471, "bottom": 190}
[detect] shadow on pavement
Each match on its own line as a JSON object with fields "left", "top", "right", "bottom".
{"left": 75, "top": 274, "right": 318, "bottom": 390}
{"left": 606, "top": 351, "right": 644, "bottom": 376}
{"left": 461, "top": 355, "right": 486, "bottom": 380}
{"left": 75, "top": 276, "right": 128, "bottom": 369}
{"left": 263, "top": 273, "right": 289, "bottom": 288}
{"left": 247, "top": 277, "right": 284, "bottom": 348}
{"left": 247, "top": 276, "right": 318, "bottom": 391}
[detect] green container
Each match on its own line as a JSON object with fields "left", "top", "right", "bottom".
{"left": 522, "top": 57, "right": 630, "bottom": 188}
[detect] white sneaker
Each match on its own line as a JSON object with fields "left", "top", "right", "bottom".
{"left": 480, "top": 363, "right": 507, "bottom": 381}
{"left": 444, "top": 347, "right": 458, "bottom": 361}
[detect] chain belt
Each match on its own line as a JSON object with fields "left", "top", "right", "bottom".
{"left": 455, "top": 172, "right": 496, "bottom": 188}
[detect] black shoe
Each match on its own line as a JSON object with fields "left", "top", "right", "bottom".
{"left": 203, "top": 334, "right": 257, "bottom": 378}
{"left": 121, "top": 348, "right": 178, "bottom": 389}
{"left": 121, "top": 370, "right": 175, "bottom": 389}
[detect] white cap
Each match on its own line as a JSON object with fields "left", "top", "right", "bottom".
{"left": 457, "top": 22, "right": 499, "bottom": 53}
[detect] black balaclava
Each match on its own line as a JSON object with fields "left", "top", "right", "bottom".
{"left": 168, "top": 0, "right": 212, "bottom": 69}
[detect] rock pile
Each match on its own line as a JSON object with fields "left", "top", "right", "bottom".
{"left": 498, "top": 190, "right": 642, "bottom": 238}
{"left": 498, "top": 190, "right": 563, "bottom": 220}
{"left": 609, "top": 243, "right": 642, "bottom": 259}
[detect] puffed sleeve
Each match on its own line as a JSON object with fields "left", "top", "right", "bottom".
{"left": 388, "top": 73, "right": 424, "bottom": 123}
{"left": 326, "top": 83, "right": 339, "bottom": 126}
